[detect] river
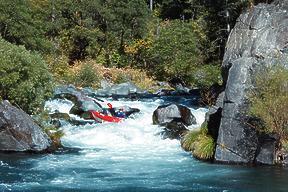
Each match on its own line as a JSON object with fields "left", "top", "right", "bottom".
{"left": 0, "top": 97, "right": 287, "bottom": 192}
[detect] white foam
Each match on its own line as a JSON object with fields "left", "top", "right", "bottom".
{"left": 45, "top": 98, "right": 207, "bottom": 160}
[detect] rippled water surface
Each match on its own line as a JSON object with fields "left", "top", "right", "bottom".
{"left": 0, "top": 98, "right": 287, "bottom": 192}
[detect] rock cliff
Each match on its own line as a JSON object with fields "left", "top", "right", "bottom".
{"left": 213, "top": 0, "right": 288, "bottom": 164}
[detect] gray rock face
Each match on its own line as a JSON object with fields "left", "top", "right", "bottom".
{"left": 256, "top": 134, "right": 279, "bottom": 165}
{"left": 0, "top": 100, "right": 51, "bottom": 152}
{"left": 215, "top": 1, "right": 288, "bottom": 164}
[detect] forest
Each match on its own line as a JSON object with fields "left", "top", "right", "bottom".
{"left": 0, "top": 0, "right": 269, "bottom": 113}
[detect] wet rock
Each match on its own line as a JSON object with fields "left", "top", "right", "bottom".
{"left": 53, "top": 85, "right": 80, "bottom": 104}
{"left": 69, "top": 99, "right": 103, "bottom": 116}
{"left": 153, "top": 104, "right": 196, "bottom": 126}
{"left": 215, "top": 1, "right": 288, "bottom": 164}
{"left": 161, "top": 121, "right": 189, "bottom": 140}
{"left": 54, "top": 85, "right": 104, "bottom": 116}
{"left": 50, "top": 113, "right": 70, "bottom": 120}
{"left": 153, "top": 104, "right": 196, "bottom": 139}
{"left": 0, "top": 100, "right": 51, "bottom": 152}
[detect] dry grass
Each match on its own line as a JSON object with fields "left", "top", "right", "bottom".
{"left": 46, "top": 56, "right": 158, "bottom": 91}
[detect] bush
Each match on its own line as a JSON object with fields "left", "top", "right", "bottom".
{"left": 61, "top": 59, "right": 157, "bottom": 91}
{"left": 45, "top": 55, "right": 75, "bottom": 84}
{"left": 249, "top": 65, "right": 288, "bottom": 140}
{"left": 181, "top": 123, "right": 216, "bottom": 160}
{"left": 0, "top": 38, "right": 54, "bottom": 114}
{"left": 73, "top": 62, "right": 101, "bottom": 88}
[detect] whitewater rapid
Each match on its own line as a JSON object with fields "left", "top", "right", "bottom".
{"left": 45, "top": 98, "right": 207, "bottom": 154}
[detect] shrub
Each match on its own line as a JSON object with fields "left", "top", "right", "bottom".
{"left": 181, "top": 130, "right": 201, "bottom": 151}
{"left": 192, "top": 134, "right": 215, "bottom": 160}
{"left": 73, "top": 62, "right": 101, "bottom": 88}
{"left": 181, "top": 123, "right": 216, "bottom": 160}
{"left": 0, "top": 38, "right": 54, "bottom": 114}
{"left": 45, "top": 54, "right": 75, "bottom": 84}
{"left": 65, "top": 59, "right": 157, "bottom": 91}
{"left": 249, "top": 65, "right": 288, "bottom": 140}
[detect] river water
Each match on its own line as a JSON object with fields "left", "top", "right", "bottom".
{"left": 0, "top": 97, "right": 287, "bottom": 192}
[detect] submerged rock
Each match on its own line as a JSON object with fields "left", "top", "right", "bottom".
{"left": 214, "top": 1, "right": 288, "bottom": 165}
{"left": 160, "top": 121, "right": 189, "bottom": 140}
{"left": 0, "top": 100, "right": 51, "bottom": 152}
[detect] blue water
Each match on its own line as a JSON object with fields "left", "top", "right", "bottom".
{"left": 0, "top": 98, "right": 287, "bottom": 192}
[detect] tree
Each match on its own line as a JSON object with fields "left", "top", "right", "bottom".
{"left": 0, "top": 0, "right": 52, "bottom": 52}
{"left": 0, "top": 38, "right": 54, "bottom": 114}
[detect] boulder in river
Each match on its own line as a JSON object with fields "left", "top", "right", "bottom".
{"left": 153, "top": 104, "right": 196, "bottom": 139}
{"left": 0, "top": 100, "right": 51, "bottom": 152}
{"left": 153, "top": 104, "right": 196, "bottom": 126}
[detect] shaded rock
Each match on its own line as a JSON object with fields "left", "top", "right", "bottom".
{"left": 49, "top": 112, "right": 71, "bottom": 128}
{"left": 256, "top": 133, "right": 279, "bottom": 165}
{"left": 215, "top": 1, "right": 288, "bottom": 164}
{"left": 53, "top": 85, "right": 80, "bottom": 104}
{"left": 69, "top": 99, "right": 103, "bottom": 116}
{"left": 50, "top": 113, "right": 70, "bottom": 120}
{"left": 205, "top": 91, "right": 224, "bottom": 141}
{"left": 54, "top": 85, "right": 104, "bottom": 116}
{"left": 161, "top": 121, "right": 189, "bottom": 140}
{"left": 0, "top": 100, "right": 51, "bottom": 152}
{"left": 68, "top": 118, "right": 95, "bottom": 126}
{"left": 153, "top": 104, "right": 196, "bottom": 126}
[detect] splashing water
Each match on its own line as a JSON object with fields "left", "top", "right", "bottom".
{"left": 0, "top": 98, "right": 287, "bottom": 192}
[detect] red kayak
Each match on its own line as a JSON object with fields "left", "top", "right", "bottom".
{"left": 89, "top": 110, "right": 122, "bottom": 123}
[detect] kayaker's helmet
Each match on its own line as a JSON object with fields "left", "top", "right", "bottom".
{"left": 107, "top": 103, "right": 113, "bottom": 109}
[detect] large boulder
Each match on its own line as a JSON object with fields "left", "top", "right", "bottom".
{"left": 215, "top": 1, "right": 288, "bottom": 164}
{"left": 53, "top": 85, "right": 103, "bottom": 116}
{"left": 153, "top": 104, "right": 196, "bottom": 126}
{"left": 0, "top": 100, "right": 51, "bottom": 152}
{"left": 153, "top": 104, "right": 196, "bottom": 139}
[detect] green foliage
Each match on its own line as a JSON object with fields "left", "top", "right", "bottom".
{"left": 191, "top": 64, "right": 222, "bottom": 88}
{"left": 0, "top": 38, "right": 54, "bottom": 114}
{"left": 148, "top": 20, "right": 202, "bottom": 81}
{"left": 192, "top": 133, "right": 216, "bottom": 160}
{"left": 146, "top": 19, "right": 219, "bottom": 87}
{"left": 181, "top": 130, "right": 201, "bottom": 151}
{"left": 181, "top": 122, "right": 215, "bottom": 160}
{"left": 0, "top": 0, "right": 53, "bottom": 52}
{"left": 249, "top": 65, "right": 288, "bottom": 139}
